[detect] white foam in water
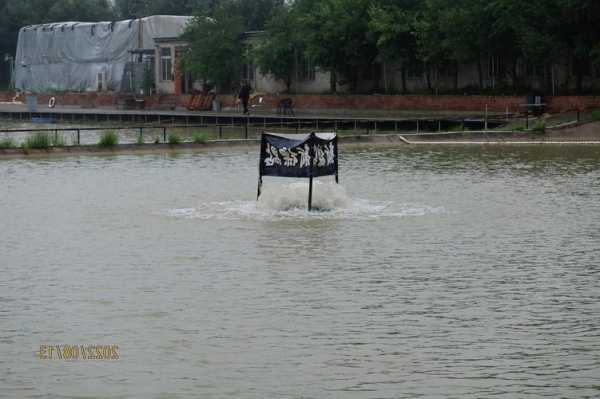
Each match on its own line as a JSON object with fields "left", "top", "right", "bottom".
{"left": 163, "top": 182, "right": 446, "bottom": 221}
{"left": 258, "top": 181, "right": 351, "bottom": 211}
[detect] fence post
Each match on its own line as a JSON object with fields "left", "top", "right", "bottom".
{"left": 77, "top": 129, "right": 80, "bottom": 145}
{"left": 245, "top": 118, "right": 248, "bottom": 139}
{"left": 163, "top": 127, "right": 167, "bottom": 143}
{"left": 139, "top": 127, "right": 143, "bottom": 143}
{"left": 219, "top": 125, "right": 222, "bottom": 139}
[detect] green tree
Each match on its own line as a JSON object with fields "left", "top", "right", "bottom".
{"left": 296, "top": 0, "right": 378, "bottom": 93}
{"left": 413, "top": 0, "right": 450, "bottom": 92}
{"left": 181, "top": 0, "right": 283, "bottom": 92}
{"left": 46, "top": 0, "right": 114, "bottom": 22}
{"left": 252, "top": 6, "right": 300, "bottom": 92}
{"left": 368, "top": 0, "right": 420, "bottom": 93}
{"left": 181, "top": 3, "right": 245, "bottom": 91}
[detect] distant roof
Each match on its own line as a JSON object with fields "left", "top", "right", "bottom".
{"left": 20, "top": 15, "right": 192, "bottom": 31}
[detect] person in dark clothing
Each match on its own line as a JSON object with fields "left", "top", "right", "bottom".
{"left": 238, "top": 81, "right": 251, "bottom": 114}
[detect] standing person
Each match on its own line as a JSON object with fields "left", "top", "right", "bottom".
{"left": 238, "top": 80, "right": 251, "bottom": 115}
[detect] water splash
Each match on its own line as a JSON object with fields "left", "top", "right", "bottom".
{"left": 163, "top": 182, "right": 445, "bottom": 221}
{"left": 258, "top": 181, "right": 351, "bottom": 211}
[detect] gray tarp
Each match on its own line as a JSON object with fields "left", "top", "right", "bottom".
{"left": 15, "top": 15, "right": 192, "bottom": 92}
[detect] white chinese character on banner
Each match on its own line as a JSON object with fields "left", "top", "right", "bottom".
{"left": 325, "top": 143, "right": 335, "bottom": 165}
{"left": 298, "top": 144, "right": 311, "bottom": 168}
{"left": 264, "top": 144, "right": 281, "bottom": 166}
{"left": 314, "top": 144, "right": 326, "bottom": 167}
{"left": 279, "top": 147, "right": 298, "bottom": 167}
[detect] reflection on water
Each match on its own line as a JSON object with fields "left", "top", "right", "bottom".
{"left": 1, "top": 145, "right": 600, "bottom": 398}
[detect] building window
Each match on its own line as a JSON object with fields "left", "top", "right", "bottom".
{"left": 160, "top": 47, "right": 173, "bottom": 81}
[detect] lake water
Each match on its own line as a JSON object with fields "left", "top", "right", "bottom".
{"left": 1, "top": 145, "right": 600, "bottom": 398}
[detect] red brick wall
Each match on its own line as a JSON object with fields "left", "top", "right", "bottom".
{"left": 2, "top": 91, "right": 600, "bottom": 113}
{"left": 546, "top": 96, "right": 600, "bottom": 113}
{"left": 289, "top": 95, "right": 523, "bottom": 112}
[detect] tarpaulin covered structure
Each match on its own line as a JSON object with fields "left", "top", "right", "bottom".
{"left": 258, "top": 132, "right": 339, "bottom": 210}
{"left": 15, "top": 15, "right": 192, "bottom": 93}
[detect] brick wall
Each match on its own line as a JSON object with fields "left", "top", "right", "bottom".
{"left": 2, "top": 91, "right": 600, "bottom": 113}
{"left": 546, "top": 96, "right": 600, "bottom": 113}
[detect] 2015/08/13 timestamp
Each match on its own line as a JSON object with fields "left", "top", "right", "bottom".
{"left": 37, "top": 345, "right": 119, "bottom": 360}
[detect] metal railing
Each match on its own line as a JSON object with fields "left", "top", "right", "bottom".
{"left": 0, "top": 116, "right": 516, "bottom": 145}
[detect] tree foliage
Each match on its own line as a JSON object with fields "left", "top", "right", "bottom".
{"left": 294, "top": 0, "right": 378, "bottom": 92}
{"left": 252, "top": 6, "right": 300, "bottom": 92}
{"left": 1, "top": 0, "right": 600, "bottom": 93}
{"left": 181, "top": 2, "right": 245, "bottom": 91}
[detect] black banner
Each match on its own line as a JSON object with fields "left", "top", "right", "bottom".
{"left": 259, "top": 132, "right": 338, "bottom": 178}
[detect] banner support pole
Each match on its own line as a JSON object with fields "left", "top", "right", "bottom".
{"left": 334, "top": 135, "right": 339, "bottom": 184}
{"left": 257, "top": 132, "right": 264, "bottom": 200}
{"left": 308, "top": 176, "right": 313, "bottom": 211}
{"left": 257, "top": 176, "right": 262, "bottom": 200}
{"left": 308, "top": 132, "right": 315, "bottom": 211}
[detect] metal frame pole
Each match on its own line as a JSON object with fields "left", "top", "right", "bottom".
{"left": 308, "top": 132, "right": 315, "bottom": 211}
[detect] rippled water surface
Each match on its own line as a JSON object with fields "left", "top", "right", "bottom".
{"left": 1, "top": 145, "right": 600, "bottom": 398}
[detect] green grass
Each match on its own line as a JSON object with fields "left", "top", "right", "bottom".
{"left": 98, "top": 131, "right": 119, "bottom": 147}
{"left": 51, "top": 133, "right": 65, "bottom": 147}
{"left": 192, "top": 132, "right": 208, "bottom": 144}
{"left": 167, "top": 133, "right": 181, "bottom": 145}
{"left": 532, "top": 120, "right": 546, "bottom": 134}
{"left": 0, "top": 137, "right": 16, "bottom": 149}
{"left": 23, "top": 133, "right": 51, "bottom": 149}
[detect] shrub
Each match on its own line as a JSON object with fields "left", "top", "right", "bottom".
{"left": 98, "top": 131, "right": 118, "bottom": 147}
{"left": 167, "top": 133, "right": 181, "bottom": 145}
{"left": 0, "top": 137, "right": 15, "bottom": 149}
{"left": 591, "top": 110, "right": 600, "bottom": 121}
{"left": 192, "top": 132, "right": 208, "bottom": 144}
{"left": 136, "top": 134, "right": 145, "bottom": 145}
{"left": 153, "top": 136, "right": 160, "bottom": 144}
{"left": 532, "top": 120, "right": 546, "bottom": 134}
{"left": 51, "top": 133, "right": 65, "bottom": 147}
{"left": 23, "top": 133, "right": 51, "bottom": 149}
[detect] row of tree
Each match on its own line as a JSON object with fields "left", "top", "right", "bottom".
{"left": 0, "top": 0, "right": 598, "bottom": 94}
{"left": 183, "top": 0, "right": 600, "bottom": 94}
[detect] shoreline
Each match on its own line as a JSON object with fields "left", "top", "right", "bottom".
{"left": 2, "top": 132, "right": 600, "bottom": 159}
